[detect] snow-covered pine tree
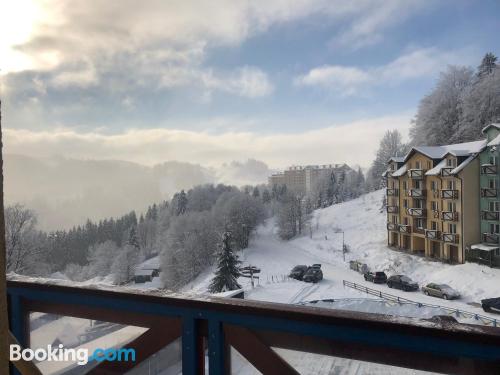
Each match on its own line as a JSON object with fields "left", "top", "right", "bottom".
{"left": 208, "top": 232, "right": 241, "bottom": 293}
{"left": 127, "top": 226, "right": 140, "bottom": 251}
{"left": 477, "top": 52, "right": 498, "bottom": 78}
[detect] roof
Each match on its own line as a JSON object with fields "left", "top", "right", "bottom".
{"left": 471, "top": 243, "right": 499, "bottom": 252}
{"left": 487, "top": 133, "right": 500, "bottom": 147}
{"left": 482, "top": 123, "right": 500, "bottom": 134}
{"left": 425, "top": 159, "right": 447, "bottom": 176}
{"left": 388, "top": 156, "right": 405, "bottom": 163}
{"left": 450, "top": 155, "right": 475, "bottom": 175}
{"left": 403, "top": 140, "right": 486, "bottom": 162}
{"left": 391, "top": 164, "right": 407, "bottom": 177}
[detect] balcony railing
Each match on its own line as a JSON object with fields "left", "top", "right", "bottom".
{"left": 432, "top": 210, "right": 440, "bottom": 219}
{"left": 481, "top": 164, "right": 497, "bottom": 175}
{"left": 441, "top": 167, "right": 454, "bottom": 177}
{"left": 440, "top": 189, "right": 459, "bottom": 199}
{"left": 408, "top": 169, "right": 424, "bottom": 179}
{"left": 387, "top": 222, "right": 398, "bottom": 231}
{"left": 386, "top": 188, "right": 399, "bottom": 197}
{"left": 406, "top": 208, "right": 426, "bottom": 217}
{"left": 407, "top": 189, "right": 426, "bottom": 198}
{"left": 7, "top": 279, "right": 500, "bottom": 375}
{"left": 482, "top": 211, "right": 500, "bottom": 221}
{"left": 386, "top": 206, "right": 399, "bottom": 213}
{"left": 481, "top": 188, "right": 498, "bottom": 198}
{"left": 425, "top": 229, "right": 440, "bottom": 240}
{"left": 399, "top": 224, "right": 411, "bottom": 233}
{"left": 483, "top": 232, "right": 499, "bottom": 244}
{"left": 413, "top": 227, "right": 425, "bottom": 235}
{"left": 441, "top": 211, "right": 459, "bottom": 221}
{"left": 442, "top": 233, "right": 459, "bottom": 243}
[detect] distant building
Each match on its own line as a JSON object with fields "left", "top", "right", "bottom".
{"left": 134, "top": 269, "right": 155, "bottom": 283}
{"left": 269, "top": 164, "right": 351, "bottom": 195}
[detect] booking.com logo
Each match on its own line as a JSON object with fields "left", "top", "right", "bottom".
{"left": 10, "top": 344, "right": 136, "bottom": 365}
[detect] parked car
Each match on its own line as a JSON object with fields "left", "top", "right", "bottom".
{"left": 311, "top": 263, "right": 322, "bottom": 269}
{"left": 303, "top": 267, "right": 323, "bottom": 283}
{"left": 364, "top": 271, "right": 387, "bottom": 284}
{"left": 289, "top": 265, "right": 309, "bottom": 281}
{"left": 349, "top": 260, "right": 369, "bottom": 274}
{"left": 481, "top": 297, "right": 500, "bottom": 314}
{"left": 422, "top": 283, "right": 460, "bottom": 300}
{"left": 387, "top": 275, "right": 419, "bottom": 291}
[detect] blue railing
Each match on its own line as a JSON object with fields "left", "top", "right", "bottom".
{"left": 7, "top": 279, "right": 500, "bottom": 374}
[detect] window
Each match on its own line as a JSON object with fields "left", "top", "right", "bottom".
{"left": 447, "top": 202, "right": 456, "bottom": 212}
{"left": 447, "top": 180, "right": 456, "bottom": 190}
{"left": 446, "top": 158, "right": 456, "bottom": 167}
{"left": 414, "top": 180, "right": 422, "bottom": 189}
{"left": 431, "top": 201, "right": 438, "bottom": 211}
{"left": 489, "top": 179, "right": 497, "bottom": 189}
{"left": 431, "top": 180, "right": 437, "bottom": 191}
{"left": 449, "top": 224, "right": 457, "bottom": 233}
{"left": 489, "top": 155, "right": 497, "bottom": 165}
{"left": 415, "top": 161, "right": 421, "bottom": 169}
{"left": 431, "top": 221, "right": 438, "bottom": 230}
{"left": 403, "top": 199, "right": 408, "bottom": 208}
{"left": 490, "top": 223, "right": 500, "bottom": 234}
{"left": 415, "top": 199, "right": 424, "bottom": 208}
{"left": 416, "top": 219, "right": 425, "bottom": 229}
{"left": 488, "top": 201, "right": 500, "bottom": 212}
{"left": 403, "top": 181, "right": 407, "bottom": 190}
{"left": 392, "top": 216, "right": 398, "bottom": 224}
{"left": 427, "top": 161, "right": 431, "bottom": 169}
{"left": 404, "top": 218, "right": 409, "bottom": 225}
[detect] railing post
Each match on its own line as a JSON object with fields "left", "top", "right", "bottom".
{"left": 182, "top": 317, "right": 200, "bottom": 375}
{"left": 208, "top": 319, "right": 225, "bottom": 374}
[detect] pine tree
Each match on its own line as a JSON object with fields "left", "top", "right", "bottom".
{"left": 252, "top": 186, "right": 260, "bottom": 198}
{"left": 208, "top": 232, "right": 241, "bottom": 293}
{"left": 477, "top": 52, "right": 497, "bottom": 78}
{"left": 127, "top": 227, "right": 140, "bottom": 251}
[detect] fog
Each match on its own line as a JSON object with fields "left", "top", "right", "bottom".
{"left": 5, "top": 154, "right": 272, "bottom": 230}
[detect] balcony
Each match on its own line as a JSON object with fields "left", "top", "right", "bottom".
{"left": 440, "top": 189, "right": 459, "bottom": 199}
{"left": 442, "top": 233, "right": 459, "bottom": 243}
{"left": 407, "top": 189, "right": 426, "bottom": 198}
{"left": 481, "top": 188, "right": 498, "bottom": 198}
{"left": 6, "top": 279, "right": 500, "bottom": 375}
{"left": 408, "top": 169, "right": 424, "bottom": 179}
{"left": 441, "top": 167, "right": 454, "bottom": 177}
{"left": 413, "top": 227, "right": 425, "bottom": 235}
{"left": 386, "top": 188, "right": 399, "bottom": 197}
{"left": 481, "top": 164, "right": 497, "bottom": 175}
{"left": 399, "top": 224, "right": 411, "bottom": 233}
{"left": 483, "top": 232, "right": 499, "bottom": 244}
{"left": 406, "top": 208, "right": 426, "bottom": 217}
{"left": 386, "top": 206, "right": 399, "bottom": 213}
{"left": 387, "top": 222, "right": 398, "bottom": 231}
{"left": 425, "top": 229, "right": 440, "bottom": 240}
{"left": 441, "top": 211, "right": 459, "bottom": 221}
{"left": 482, "top": 211, "right": 500, "bottom": 221}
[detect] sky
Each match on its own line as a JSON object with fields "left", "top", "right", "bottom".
{"left": 1, "top": 0, "right": 499, "bottom": 169}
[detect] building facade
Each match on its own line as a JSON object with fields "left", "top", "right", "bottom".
{"left": 469, "top": 124, "right": 500, "bottom": 267}
{"left": 268, "top": 164, "right": 351, "bottom": 196}
{"left": 386, "top": 141, "right": 485, "bottom": 264}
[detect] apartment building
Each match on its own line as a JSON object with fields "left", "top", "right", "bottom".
{"left": 386, "top": 140, "right": 486, "bottom": 264}
{"left": 469, "top": 124, "right": 500, "bottom": 267}
{"left": 268, "top": 164, "right": 351, "bottom": 196}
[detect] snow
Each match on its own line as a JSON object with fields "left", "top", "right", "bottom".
{"left": 425, "top": 159, "right": 447, "bottom": 176}
{"left": 405, "top": 140, "right": 486, "bottom": 161}
{"left": 487, "top": 133, "right": 500, "bottom": 147}
{"left": 391, "top": 164, "right": 407, "bottom": 177}
{"left": 138, "top": 255, "right": 160, "bottom": 270}
{"left": 471, "top": 243, "right": 499, "bottom": 251}
{"left": 482, "top": 123, "right": 500, "bottom": 134}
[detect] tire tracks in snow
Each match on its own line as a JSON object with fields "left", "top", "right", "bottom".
{"left": 289, "top": 283, "right": 320, "bottom": 304}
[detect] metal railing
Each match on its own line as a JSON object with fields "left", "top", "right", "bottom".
{"left": 8, "top": 279, "right": 500, "bottom": 374}
{"left": 408, "top": 169, "right": 424, "bottom": 179}
{"left": 425, "top": 229, "right": 440, "bottom": 240}
{"left": 406, "top": 207, "right": 426, "bottom": 217}
{"left": 482, "top": 211, "right": 500, "bottom": 221}
{"left": 481, "top": 188, "right": 498, "bottom": 198}
{"left": 442, "top": 233, "right": 459, "bottom": 243}
{"left": 442, "top": 211, "right": 459, "bottom": 221}
{"left": 441, "top": 167, "right": 454, "bottom": 177}
{"left": 342, "top": 280, "right": 498, "bottom": 328}
{"left": 407, "top": 188, "right": 426, "bottom": 198}
{"left": 386, "top": 188, "right": 399, "bottom": 196}
{"left": 481, "top": 165, "right": 497, "bottom": 175}
{"left": 483, "top": 232, "right": 500, "bottom": 244}
{"left": 386, "top": 205, "right": 399, "bottom": 213}
{"left": 441, "top": 189, "right": 459, "bottom": 199}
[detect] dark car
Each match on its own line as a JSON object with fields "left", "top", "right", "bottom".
{"left": 289, "top": 265, "right": 309, "bottom": 280}
{"left": 387, "top": 275, "right": 419, "bottom": 291}
{"left": 364, "top": 271, "right": 387, "bottom": 284}
{"left": 481, "top": 297, "right": 500, "bottom": 314}
{"left": 422, "top": 283, "right": 460, "bottom": 300}
{"left": 303, "top": 267, "right": 323, "bottom": 283}
{"left": 312, "top": 263, "right": 322, "bottom": 269}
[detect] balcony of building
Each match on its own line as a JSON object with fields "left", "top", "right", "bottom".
{"left": 386, "top": 205, "right": 399, "bottom": 213}
{"left": 7, "top": 279, "right": 500, "bottom": 375}
{"left": 441, "top": 167, "right": 454, "bottom": 177}
{"left": 386, "top": 188, "right": 399, "bottom": 197}
{"left": 481, "top": 164, "right": 497, "bottom": 175}
{"left": 399, "top": 224, "right": 411, "bottom": 233}
{"left": 407, "top": 169, "right": 424, "bottom": 179}
{"left": 442, "top": 233, "right": 459, "bottom": 244}
{"left": 440, "top": 189, "right": 459, "bottom": 199}
{"left": 441, "top": 211, "right": 459, "bottom": 222}
{"left": 406, "top": 208, "right": 426, "bottom": 217}
{"left": 386, "top": 222, "right": 398, "bottom": 231}
{"left": 483, "top": 232, "right": 500, "bottom": 244}
{"left": 406, "top": 188, "right": 426, "bottom": 198}
{"left": 482, "top": 211, "right": 500, "bottom": 221}
{"left": 425, "top": 229, "right": 440, "bottom": 240}
{"left": 481, "top": 188, "right": 498, "bottom": 198}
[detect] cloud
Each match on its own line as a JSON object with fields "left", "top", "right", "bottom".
{"left": 4, "top": 113, "right": 412, "bottom": 169}
{"left": 295, "top": 47, "right": 476, "bottom": 95}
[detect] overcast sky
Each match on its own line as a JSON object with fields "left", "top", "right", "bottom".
{"left": 1, "top": 0, "right": 499, "bottom": 169}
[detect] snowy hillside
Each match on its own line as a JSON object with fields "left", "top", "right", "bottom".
{"left": 186, "top": 189, "right": 500, "bottom": 323}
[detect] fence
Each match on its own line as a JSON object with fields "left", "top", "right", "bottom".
{"left": 342, "top": 280, "right": 498, "bottom": 328}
